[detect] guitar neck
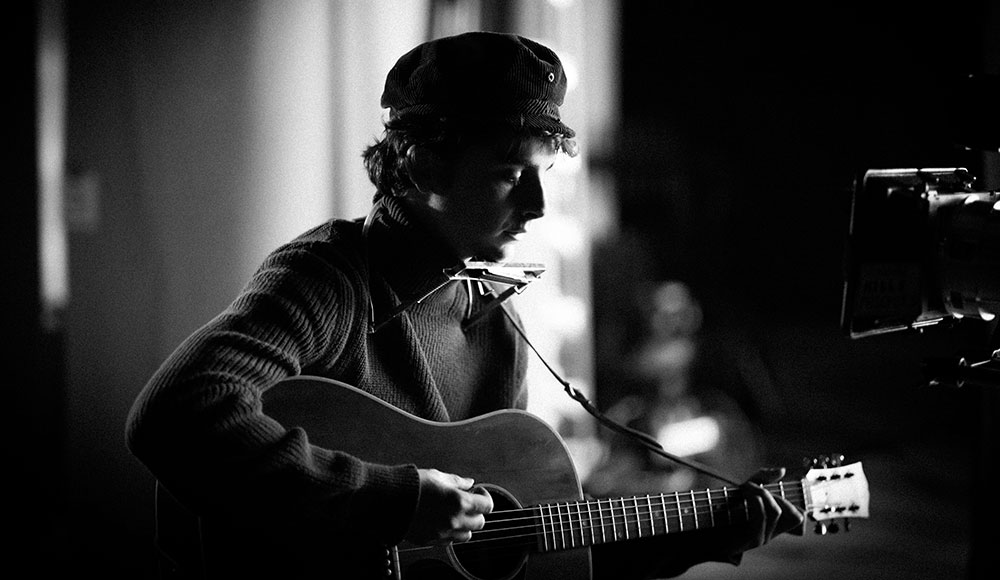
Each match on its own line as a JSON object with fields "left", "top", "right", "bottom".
{"left": 533, "top": 481, "right": 804, "bottom": 552}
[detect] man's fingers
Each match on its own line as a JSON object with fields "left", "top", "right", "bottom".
{"left": 741, "top": 482, "right": 781, "bottom": 544}
{"left": 453, "top": 483, "right": 492, "bottom": 541}
{"left": 775, "top": 496, "right": 805, "bottom": 534}
{"left": 469, "top": 485, "right": 494, "bottom": 515}
{"left": 450, "top": 473, "right": 476, "bottom": 490}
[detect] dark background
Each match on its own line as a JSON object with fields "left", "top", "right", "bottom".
{"left": 590, "top": 1, "right": 998, "bottom": 579}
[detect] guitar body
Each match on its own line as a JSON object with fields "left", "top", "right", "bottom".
{"left": 156, "top": 376, "right": 591, "bottom": 579}
{"left": 264, "top": 376, "right": 590, "bottom": 580}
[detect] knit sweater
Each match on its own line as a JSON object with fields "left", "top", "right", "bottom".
{"left": 125, "top": 198, "right": 528, "bottom": 577}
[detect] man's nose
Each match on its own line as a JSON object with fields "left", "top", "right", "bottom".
{"left": 516, "top": 172, "right": 546, "bottom": 221}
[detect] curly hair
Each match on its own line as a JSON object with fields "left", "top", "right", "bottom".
{"left": 362, "top": 115, "right": 577, "bottom": 202}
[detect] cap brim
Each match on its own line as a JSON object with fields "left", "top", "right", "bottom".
{"left": 520, "top": 115, "right": 576, "bottom": 139}
{"left": 391, "top": 105, "right": 576, "bottom": 139}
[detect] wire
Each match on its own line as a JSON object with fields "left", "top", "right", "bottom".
{"left": 494, "top": 293, "right": 742, "bottom": 487}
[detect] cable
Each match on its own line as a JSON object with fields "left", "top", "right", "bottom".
{"left": 494, "top": 293, "right": 741, "bottom": 487}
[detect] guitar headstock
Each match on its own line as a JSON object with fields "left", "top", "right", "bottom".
{"left": 802, "top": 454, "right": 870, "bottom": 534}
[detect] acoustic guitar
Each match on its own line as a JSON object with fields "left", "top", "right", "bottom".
{"left": 155, "top": 376, "right": 870, "bottom": 579}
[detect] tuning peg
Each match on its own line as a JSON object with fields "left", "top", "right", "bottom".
{"left": 828, "top": 521, "right": 840, "bottom": 533}
{"left": 843, "top": 518, "right": 851, "bottom": 532}
{"left": 814, "top": 522, "right": 828, "bottom": 535}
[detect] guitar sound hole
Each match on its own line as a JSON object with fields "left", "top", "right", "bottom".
{"left": 451, "top": 485, "right": 530, "bottom": 580}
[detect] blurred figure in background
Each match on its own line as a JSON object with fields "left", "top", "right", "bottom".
{"left": 587, "top": 281, "right": 762, "bottom": 497}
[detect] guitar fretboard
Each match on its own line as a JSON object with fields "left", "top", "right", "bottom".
{"left": 534, "top": 481, "right": 804, "bottom": 552}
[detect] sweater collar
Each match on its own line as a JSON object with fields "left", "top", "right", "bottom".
{"left": 366, "top": 196, "right": 466, "bottom": 302}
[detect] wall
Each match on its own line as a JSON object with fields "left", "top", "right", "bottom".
{"left": 58, "top": 1, "right": 426, "bottom": 575}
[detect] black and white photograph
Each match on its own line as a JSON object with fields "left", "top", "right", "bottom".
{"left": 9, "top": 1, "right": 999, "bottom": 578}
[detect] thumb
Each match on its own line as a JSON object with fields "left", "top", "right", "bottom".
{"left": 452, "top": 474, "right": 475, "bottom": 490}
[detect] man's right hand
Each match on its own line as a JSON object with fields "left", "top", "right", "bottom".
{"left": 405, "top": 468, "right": 494, "bottom": 545}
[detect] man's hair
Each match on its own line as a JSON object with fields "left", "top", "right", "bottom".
{"left": 362, "top": 115, "right": 577, "bottom": 202}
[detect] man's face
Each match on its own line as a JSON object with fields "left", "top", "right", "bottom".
{"left": 425, "top": 134, "right": 558, "bottom": 262}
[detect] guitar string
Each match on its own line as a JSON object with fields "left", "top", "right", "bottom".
{"left": 396, "top": 475, "right": 861, "bottom": 556}
{"left": 395, "top": 498, "right": 830, "bottom": 571}
{"left": 397, "top": 503, "right": 842, "bottom": 560}
{"left": 495, "top": 498, "right": 803, "bottom": 524}
{"left": 477, "top": 471, "right": 855, "bottom": 520}
{"left": 479, "top": 479, "right": 816, "bottom": 521}
{"left": 473, "top": 478, "right": 810, "bottom": 526}
{"left": 395, "top": 493, "right": 836, "bottom": 555}
{"left": 395, "top": 503, "right": 811, "bottom": 558}
{"left": 394, "top": 506, "right": 757, "bottom": 556}
{"left": 481, "top": 489, "right": 809, "bottom": 525}
{"left": 482, "top": 481, "right": 811, "bottom": 517}
{"left": 466, "top": 488, "right": 835, "bottom": 541}
{"left": 438, "top": 477, "right": 854, "bottom": 548}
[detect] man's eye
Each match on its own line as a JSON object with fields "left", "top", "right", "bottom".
{"left": 505, "top": 173, "right": 521, "bottom": 186}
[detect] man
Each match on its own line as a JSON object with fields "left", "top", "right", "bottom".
{"left": 126, "top": 31, "right": 802, "bottom": 579}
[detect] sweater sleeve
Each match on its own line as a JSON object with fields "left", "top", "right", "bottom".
{"left": 125, "top": 233, "right": 421, "bottom": 547}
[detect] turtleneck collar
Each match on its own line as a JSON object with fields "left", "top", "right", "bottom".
{"left": 365, "top": 195, "right": 466, "bottom": 302}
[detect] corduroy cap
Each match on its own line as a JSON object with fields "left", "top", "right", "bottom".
{"left": 381, "top": 31, "right": 575, "bottom": 138}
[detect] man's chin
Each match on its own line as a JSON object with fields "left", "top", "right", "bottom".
{"left": 471, "top": 244, "right": 507, "bottom": 263}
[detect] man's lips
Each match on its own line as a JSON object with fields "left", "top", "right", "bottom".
{"left": 502, "top": 228, "right": 527, "bottom": 241}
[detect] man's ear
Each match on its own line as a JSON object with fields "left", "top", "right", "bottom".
{"left": 404, "top": 145, "right": 446, "bottom": 194}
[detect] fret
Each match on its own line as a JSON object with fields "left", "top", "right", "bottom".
{"left": 571, "top": 502, "right": 579, "bottom": 546}
{"left": 690, "top": 490, "right": 699, "bottom": 529}
{"left": 577, "top": 502, "right": 585, "bottom": 548}
{"left": 619, "top": 498, "right": 629, "bottom": 540}
{"left": 538, "top": 504, "right": 556, "bottom": 550}
{"left": 560, "top": 503, "right": 569, "bottom": 549}
{"left": 556, "top": 503, "right": 573, "bottom": 548}
{"left": 609, "top": 498, "right": 619, "bottom": 541}
{"left": 573, "top": 502, "right": 582, "bottom": 547}
{"left": 566, "top": 502, "right": 576, "bottom": 547}
{"left": 552, "top": 503, "right": 561, "bottom": 550}
{"left": 660, "top": 494, "right": 669, "bottom": 533}
{"left": 626, "top": 497, "right": 634, "bottom": 538}
{"left": 554, "top": 503, "right": 564, "bottom": 550}
{"left": 538, "top": 505, "right": 550, "bottom": 552}
{"left": 587, "top": 501, "right": 597, "bottom": 546}
{"left": 723, "top": 487, "right": 732, "bottom": 526}
{"left": 646, "top": 495, "right": 655, "bottom": 535}
{"left": 572, "top": 502, "right": 582, "bottom": 547}
{"left": 706, "top": 488, "right": 715, "bottom": 528}
{"left": 560, "top": 503, "right": 571, "bottom": 549}
{"left": 675, "top": 491, "right": 684, "bottom": 532}
{"left": 794, "top": 479, "right": 807, "bottom": 512}
{"left": 598, "top": 499, "right": 607, "bottom": 544}
{"left": 633, "top": 497, "right": 642, "bottom": 538}
{"left": 568, "top": 502, "right": 577, "bottom": 547}
{"left": 778, "top": 480, "right": 787, "bottom": 501}
{"left": 546, "top": 504, "right": 559, "bottom": 551}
